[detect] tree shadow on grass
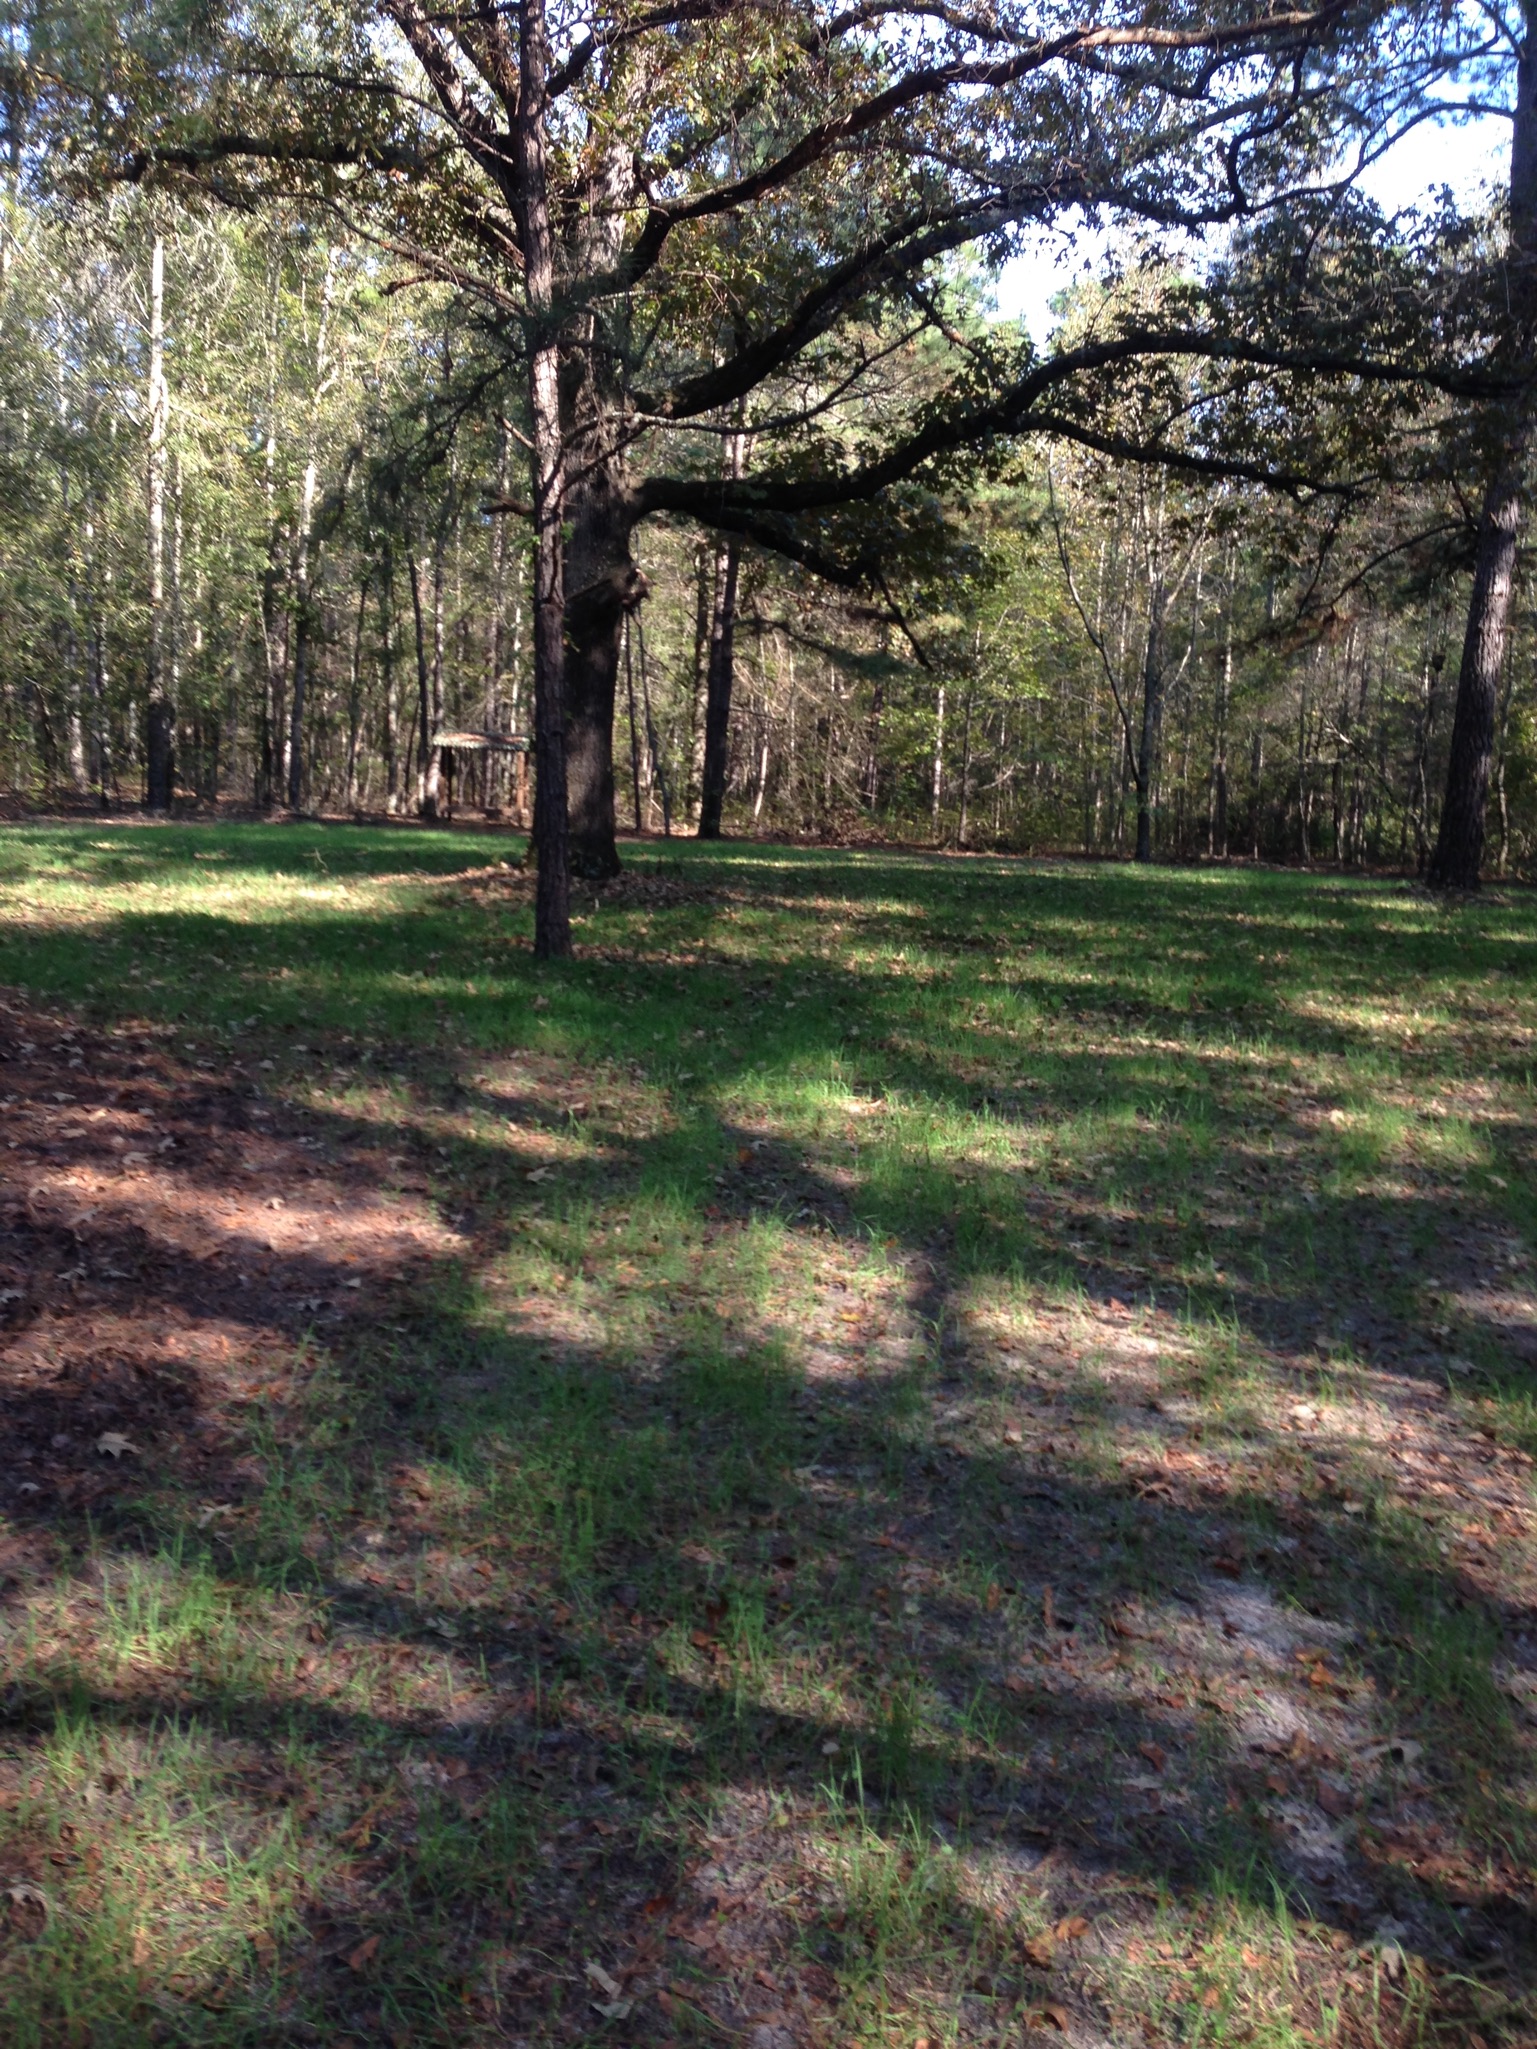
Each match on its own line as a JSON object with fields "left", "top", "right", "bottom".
{"left": 1, "top": 970, "right": 1534, "bottom": 2046}
{"left": 2, "top": 831, "right": 1534, "bottom": 2031}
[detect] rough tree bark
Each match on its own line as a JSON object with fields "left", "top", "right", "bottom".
{"left": 564, "top": 474, "right": 641, "bottom": 877}
{"left": 1428, "top": 462, "right": 1527, "bottom": 886}
{"left": 556, "top": 78, "right": 644, "bottom": 881}
{"left": 515, "top": 0, "right": 570, "bottom": 957}
{"left": 1428, "top": 0, "right": 1537, "bottom": 889}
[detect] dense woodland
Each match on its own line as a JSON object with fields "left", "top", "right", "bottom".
{"left": 3, "top": 1, "right": 1536, "bottom": 920}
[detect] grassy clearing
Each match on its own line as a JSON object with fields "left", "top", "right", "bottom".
{"left": 0, "top": 819, "right": 1534, "bottom": 2046}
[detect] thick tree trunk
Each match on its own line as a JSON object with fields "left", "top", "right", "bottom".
{"left": 1429, "top": 3, "right": 1537, "bottom": 889}
{"left": 564, "top": 468, "right": 641, "bottom": 878}
{"left": 1428, "top": 457, "right": 1526, "bottom": 887}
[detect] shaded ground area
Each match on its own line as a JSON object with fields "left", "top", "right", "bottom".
{"left": 0, "top": 823, "right": 1534, "bottom": 2047}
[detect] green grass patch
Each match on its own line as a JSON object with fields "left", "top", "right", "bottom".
{"left": 0, "top": 821, "right": 1532, "bottom": 2045}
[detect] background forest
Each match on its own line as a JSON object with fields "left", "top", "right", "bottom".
{"left": 4, "top": 184, "right": 1531, "bottom": 875}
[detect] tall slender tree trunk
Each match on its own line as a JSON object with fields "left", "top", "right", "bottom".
{"left": 931, "top": 682, "right": 946, "bottom": 840}
{"left": 285, "top": 478, "right": 315, "bottom": 812}
{"left": 515, "top": 0, "right": 570, "bottom": 956}
{"left": 1135, "top": 584, "right": 1166, "bottom": 862}
{"left": 864, "top": 665, "right": 884, "bottom": 813}
{"left": 624, "top": 616, "right": 643, "bottom": 832}
{"left": 1297, "top": 675, "right": 1313, "bottom": 866}
{"left": 345, "top": 575, "right": 368, "bottom": 811}
{"left": 285, "top": 248, "right": 338, "bottom": 813}
{"left": 409, "top": 548, "right": 438, "bottom": 818}
{"left": 697, "top": 421, "right": 748, "bottom": 839}
{"left": 689, "top": 537, "right": 712, "bottom": 821}
{"left": 287, "top": 605, "right": 310, "bottom": 813}
{"left": 64, "top": 605, "right": 88, "bottom": 794}
{"left": 697, "top": 532, "right": 741, "bottom": 837}
{"left": 428, "top": 540, "right": 445, "bottom": 810}
{"left": 1409, "top": 639, "right": 1443, "bottom": 869}
{"left": 1429, "top": 1, "right": 1537, "bottom": 889}
{"left": 144, "top": 231, "right": 174, "bottom": 811}
{"left": 92, "top": 612, "right": 113, "bottom": 809}
{"left": 957, "top": 671, "right": 976, "bottom": 847}
{"left": 1494, "top": 642, "right": 1518, "bottom": 873}
{"left": 380, "top": 546, "right": 400, "bottom": 814}
{"left": 486, "top": 418, "right": 510, "bottom": 733}
{"left": 1208, "top": 539, "right": 1234, "bottom": 857}
{"left": 753, "top": 705, "right": 771, "bottom": 822}
{"left": 638, "top": 609, "right": 671, "bottom": 833}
